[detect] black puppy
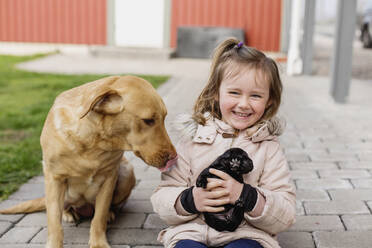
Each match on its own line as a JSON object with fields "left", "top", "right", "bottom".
{"left": 196, "top": 147, "right": 253, "bottom": 232}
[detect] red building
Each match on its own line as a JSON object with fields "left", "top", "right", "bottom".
{"left": 0, "top": 0, "right": 287, "bottom": 52}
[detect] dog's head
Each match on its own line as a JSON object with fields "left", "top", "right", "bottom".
{"left": 79, "top": 75, "right": 177, "bottom": 170}
{"left": 221, "top": 148, "right": 253, "bottom": 175}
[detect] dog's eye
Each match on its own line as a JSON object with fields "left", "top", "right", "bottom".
{"left": 143, "top": 118, "right": 155, "bottom": 126}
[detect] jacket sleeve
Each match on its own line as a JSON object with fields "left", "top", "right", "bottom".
{"left": 244, "top": 141, "right": 296, "bottom": 235}
{"left": 150, "top": 138, "right": 199, "bottom": 225}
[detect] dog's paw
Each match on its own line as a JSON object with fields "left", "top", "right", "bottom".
{"left": 89, "top": 238, "right": 110, "bottom": 248}
{"left": 89, "top": 243, "right": 110, "bottom": 248}
{"left": 63, "top": 210, "right": 77, "bottom": 223}
{"left": 107, "top": 211, "right": 115, "bottom": 223}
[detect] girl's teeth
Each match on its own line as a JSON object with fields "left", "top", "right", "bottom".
{"left": 235, "top": 112, "right": 249, "bottom": 117}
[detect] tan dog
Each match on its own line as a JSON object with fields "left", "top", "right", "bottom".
{"left": 0, "top": 75, "right": 177, "bottom": 248}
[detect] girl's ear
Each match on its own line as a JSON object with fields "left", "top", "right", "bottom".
{"left": 266, "top": 99, "right": 273, "bottom": 109}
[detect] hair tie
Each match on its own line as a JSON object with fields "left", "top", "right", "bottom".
{"left": 237, "top": 41, "right": 244, "bottom": 48}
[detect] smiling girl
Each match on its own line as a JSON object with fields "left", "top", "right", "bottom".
{"left": 151, "top": 38, "right": 296, "bottom": 248}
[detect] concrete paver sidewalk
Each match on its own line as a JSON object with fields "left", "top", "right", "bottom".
{"left": 0, "top": 53, "right": 372, "bottom": 248}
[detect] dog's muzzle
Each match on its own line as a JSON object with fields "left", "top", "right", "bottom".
{"left": 159, "top": 154, "right": 178, "bottom": 172}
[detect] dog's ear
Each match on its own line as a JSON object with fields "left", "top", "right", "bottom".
{"left": 80, "top": 90, "right": 124, "bottom": 118}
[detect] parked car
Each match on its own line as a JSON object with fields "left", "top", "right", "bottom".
{"left": 360, "top": 3, "right": 372, "bottom": 48}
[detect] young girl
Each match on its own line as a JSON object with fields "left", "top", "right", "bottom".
{"left": 151, "top": 38, "right": 296, "bottom": 248}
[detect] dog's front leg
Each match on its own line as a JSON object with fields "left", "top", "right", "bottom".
{"left": 44, "top": 170, "right": 67, "bottom": 248}
{"left": 89, "top": 170, "right": 119, "bottom": 248}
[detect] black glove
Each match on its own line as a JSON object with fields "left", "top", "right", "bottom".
{"left": 180, "top": 186, "right": 199, "bottom": 214}
{"left": 235, "top": 183, "right": 258, "bottom": 212}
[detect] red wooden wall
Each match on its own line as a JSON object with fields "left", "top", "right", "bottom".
{"left": 171, "top": 0, "right": 282, "bottom": 51}
{"left": 0, "top": 0, "right": 106, "bottom": 45}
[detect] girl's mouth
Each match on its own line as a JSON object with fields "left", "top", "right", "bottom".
{"left": 232, "top": 111, "right": 251, "bottom": 118}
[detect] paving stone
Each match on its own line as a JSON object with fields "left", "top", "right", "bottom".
{"left": 121, "top": 200, "right": 154, "bottom": 213}
{"left": 135, "top": 180, "right": 161, "bottom": 190}
{"left": 296, "top": 179, "right": 352, "bottom": 190}
{"left": 30, "top": 227, "right": 135, "bottom": 247}
{"left": 290, "top": 170, "right": 318, "bottom": 179}
{"left": 143, "top": 213, "right": 168, "bottom": 229}
{"left": 359, "top": 153, "right": 372, "bottom": 161}
{"left": 0, "top": 226, "right": 42, "bottom": 243}
{"left": 296, "top": 189, "right": 330, "bottom": 201}
{"left": 347, "top": 142, "right": 372, "bottom": 150}
{"left": 342, "top": 215, "right": 372, "bottom": 230}
{"left": 31, "top": 227, "right": 89, "bottom": 244}
{"left": 16, "top": 212, "right": 46, "bottom": 227}
{"left": 304, "top": 201, "right": 370, "bottom": 215}
{"left": 318, "top": 169, "right": 370, "bottom": 179}
{"left": 0, "top": 245, "right": 44, "bottom": 248}
{"left": 290, "top": 162, "right": 338, "bottom": 170}
{"left": 0, "top": 221, "right": 12, "bottom": 235}
{"left": 322, "top": 137, "right": 363, "bottom": 144}
{"left": 277, "top": 231, "right": 315, "bottom": 248}
{"left": 280, "top": 140, "right": 303, "bottom": 149}
{"left": 339, "top": 162, "right": 372, "bottom": 169}
{"left": 109, "top": 213, "right": 146, "bottom": 228}
{"left": 314, "top": 231, "right": 372, "bottom": 248}
{"left": 288, "top": 215, "right": 344, "bottom": 231}
{"left": 108, "top": 228, "right": 160, "bottom": 245}
{"left": 367, "top": 201, "right": 372, "bottom": 210}
{"left": 351, "top": 179, "right": 372, "bottom": 188}
{"left": 27, "top": 176, "right": 44, "bottom": 184}
{"left": 8, "top": 183, "right": 44, "bottom": 200}
{"left": 286, "top": 153, "right": 311, "bottom": 162}
{"left": 140, "top": 167, "right": 162, "bottom": 180}
{"left": 133, "top": 246, "right": 162, "bottom": 248}
{"left": 303, "top": 140, "right": 331, "bottom": 149}
{"left": 129, "top": 188, "right": 155, "bottom": 200}
{"left": 296, "top": 201, "right": 305, "bottom": 215}
{"left": 329, "top": 189, "right": 372, "bottom": 201}
{"left": 14, "top": 211, "right": 91, "bottom": 229}
{"left": 309, "top": 153, "right": 358, "bottom": 163}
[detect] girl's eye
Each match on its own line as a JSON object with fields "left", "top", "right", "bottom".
{"left": 228, "top": 91, "right": 239, "bottom": 95}
{"left": 251, "top": 94, "right": 262, "bottom": 98}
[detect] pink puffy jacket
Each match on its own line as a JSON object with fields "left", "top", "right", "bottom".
{"left": 151, "top": 115, "right": 296, "bottom": 248}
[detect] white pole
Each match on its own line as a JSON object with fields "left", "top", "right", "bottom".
{"left": 287, "top": 0, "right": 303, "bottom": 76}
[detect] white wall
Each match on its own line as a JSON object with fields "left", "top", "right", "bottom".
{"left": 115, "top": 0, "right": 165, "bottom": 47}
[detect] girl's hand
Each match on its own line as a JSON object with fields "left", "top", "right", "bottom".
{"left": 192, "top": 182, "right": 230, "bottom": 213}
{"left": 207, "top": 168, "right": 244, "bottom": 205}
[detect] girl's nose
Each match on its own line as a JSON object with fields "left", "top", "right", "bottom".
{"left": 238, "top": 97, "right": 250, "bottom": 109}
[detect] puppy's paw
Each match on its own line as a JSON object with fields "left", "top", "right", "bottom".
{"left": 196, "top": 175, "right": 208, "bottom": 188}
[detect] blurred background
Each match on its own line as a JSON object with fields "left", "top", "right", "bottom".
{"left": 0, "top": 0, "right": 371, "bottom": 78}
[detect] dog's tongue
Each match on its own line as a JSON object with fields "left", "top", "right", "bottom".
{"left": 159, "top": 155, "right": 178, "bottom": 172}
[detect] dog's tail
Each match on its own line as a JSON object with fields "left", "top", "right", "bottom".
{"left": 0, "top": 197, "right": 46, "bottom": 214}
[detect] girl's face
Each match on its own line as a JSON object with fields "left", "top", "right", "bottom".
{"left": 218, "top": 67, "right": 271, "bottom": 130}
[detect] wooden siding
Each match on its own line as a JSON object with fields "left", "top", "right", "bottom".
{"left": 0, "top": 0, "right": 106, "bottom": 44}
{"left": 171, "top": 0, "right": 282, "bottom": 51}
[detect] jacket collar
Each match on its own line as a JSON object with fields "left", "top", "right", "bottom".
{"left": 193, "top": 115, "right": 282, "bottom": 144}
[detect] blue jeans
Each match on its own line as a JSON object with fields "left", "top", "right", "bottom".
{"left": 174, "top": 239, "right": 264, "bottom": 248}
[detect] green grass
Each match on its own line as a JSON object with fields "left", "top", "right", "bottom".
{"left": 0, "top": 54, "right": 169, "bottom": 201}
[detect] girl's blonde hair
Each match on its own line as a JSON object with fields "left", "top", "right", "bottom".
{"left": 192, "top": 38, "right": 283, "bottom": 125}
